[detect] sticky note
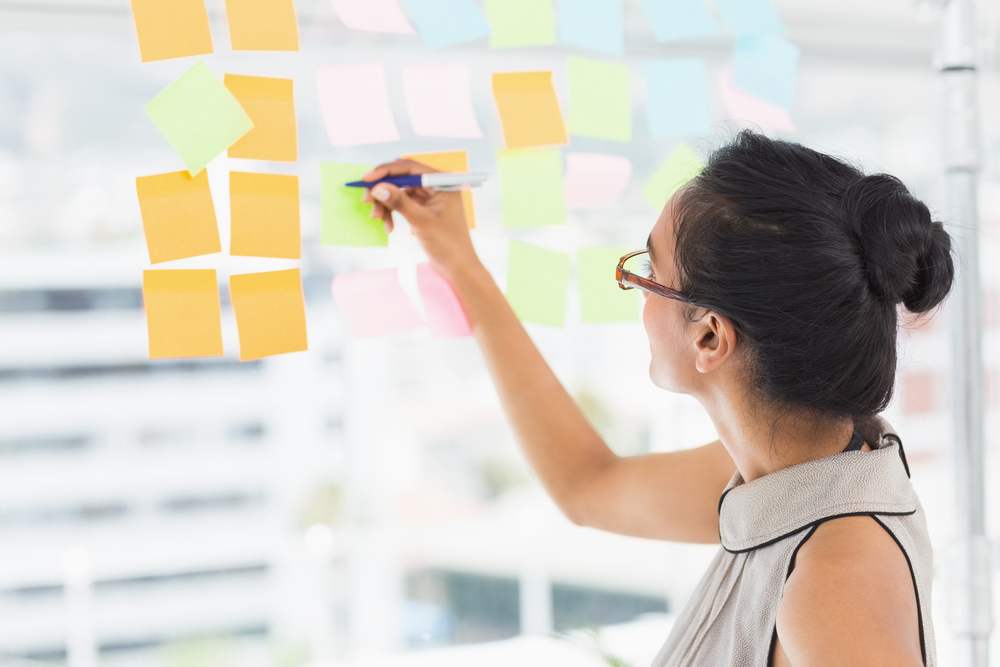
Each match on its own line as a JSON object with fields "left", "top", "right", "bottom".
{"left": 331, "top": 268, "right": 426, "bottom": 337}
{"left": 644, "top": 59, "right": 712, "bottom": 138}
{"left": 416, "top": 262, "right": 473, "bottom": 337}
{"left": 642, "top": 0, "right": 719, "bottom": 42}
{"left": 331, "top": 0, "right": 414, "bottom": 33}
{"left": 505, "top": 240, "right": 571, "bottom": 327}
{"left": 403, "top": 64, "right": 482, "bottom": 139}
{"left": 714, "top": 0, "right": 784, "bottom": 37}
{"left": 136, "top": 170, "right": 221, "bottom": 264}
{"left": 225, "top": 0, "right": 299, "bottom": 51}
{"left": 643, "top": 143, "right": 704, "bottom": 209}
{"left": 578, "top": 246, "right": 641, "bottom": 323}
{"left": 484, "top": 0, "right": 555, "bottom": 48}
{"left": 557, "top": 0, "right": 624, "bottom": 56}
{"left": 230, "top": 268, "right": 308, "bottom": 361}
{"left": 491, "top": 71, "right": 567, "bottom": 149}
{"left": 145, "top": 62, "right": 253, "bottom": 176}
{"left": 405, "top": 150, "right": 477, "bottom": 229}
{"left": 719, "top": 65, "right": 795, "bottom": 133}
{"left": 143, "top": 269, "right": 223, "bottom": 359}
{"left": 130, "top": 0, "right": 213, "bottom": 62}
{"left": 224, "top": 74, "right": 297, "bottom": 161}
{"left": 497, "top": 148, "right": 565, "bottom": 229}
{"left": 230, "top": 172, "right": 300, "bottom": 259}
{"left": 564, "top": 153, "right": 631, "bottom": 209}
{"left": 317, "top": 63, "right": 400, "bottom": 146}
{"left": 320, "top": 162, "right": 386, "bottom": 246}
{"left": 567, "top": 57, "right": 631, "bottom": 142}
{"left": 732, "top": 34, "right": 800, "bottom": 110}
{"left": 400, "top": 0, "right": 489, "bottom": 49}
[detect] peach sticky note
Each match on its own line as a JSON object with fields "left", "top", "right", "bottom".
{"left": 402, "top": 64, "right": 482, "bottom": 139}
{"left": 317, "top": 63, "right": 400, "bottom": 146}
{"left": 230, "top": 268, "right": 309, "bottom": 361}
{"left": 491, "top": 71, "right": 568, "bottom": 149}
{"left": 230, "top": 172, "right": 300, "bottom": 259}
{"left": 225, "top": 0, "right": 300, "bottom": 51}
{"left": 130, "top": 0, "right": 213, "bottom": 62}
{"left": 331, "top": 268, "right": 427, "bottom": 337}
{"left": 564, "top": 153, "right": 632, "bottom": 209}
{"left": 404, "top": 150, "right": 477, "bottom": 230}
{"left": 142, "top": 269, "right": 223, "bottom": 359}
{"left": 416, "top": 262, "right": 472, "bottom": 337}
{"left": 136, "top": 170, "right": 221, "bottom": 264}
{"left": 225, "top": 74, "right": 298, "bottom": 161}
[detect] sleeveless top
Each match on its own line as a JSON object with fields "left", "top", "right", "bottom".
{"left": 650, "top": 415, "right": 936, "bottom": 666}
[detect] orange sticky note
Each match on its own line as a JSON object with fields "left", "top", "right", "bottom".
{"left": 230, "top": 172, "right": 300, "bottom": 259}
{"left": 230, "top": 268, "right": 308, "bottom": 361}
{"left": 224, "top": 74, "right": 298, "bottom": 161}
{"left": 143, "top": 269, "right": 223, "bottom": 359}
{"left": 136, "top": 170, "right": 221, "bottom": 264}
{"left": 491, "top": 71, "right": 567, "bottom": 149}
{"left": 225, "top": 0, "right": 300, "bottom": 51}
{"left": 404, "top": 150, "right": 476, "bottom": 230}
{"left": 130, "top": 0, "right": 213, "bottom": 62}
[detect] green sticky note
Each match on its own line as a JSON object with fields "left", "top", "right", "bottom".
{"left": 320, "top": 162, "right": 387, "bottom": 246}
{"left": 506, "top": 240, "right": 571, "bottom": 326}
{"left": 145, "top": 61, "right": 253, "bottom": 176}
{"left": 643, "top": 143, "right": 704, "bottom": 209}
{"left": 484, "top": 0, "right": 556, "bottom": 48}
{"left": 578, "top": 246, "right": 641, "bottom": 323}
{"left": 567, "top": 57, "right": 631, "bottom": 142}
{"left": 498, "top": 148, "right": 566, "bottom": 229}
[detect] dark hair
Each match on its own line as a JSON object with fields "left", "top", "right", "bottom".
{"left": 670, "top": 129, "right": 955, "bottom": 423}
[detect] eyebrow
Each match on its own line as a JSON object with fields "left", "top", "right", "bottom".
{"left": 646, "top": 232, "right": 656, "bottom": 264}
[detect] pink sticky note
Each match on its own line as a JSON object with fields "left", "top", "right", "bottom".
{"left": 403, "top": 64, "right": 483, "bottom": 138}
{"left": 719, "top": 65, "right": 796, "bottom": 134}
{"left": 331, "top": 268, "right": 426, "bottom": 337}
{"left": 317, "top": 63, "right": 400, "bottom": 146}
{"left": 330, "top": 0, "right": 414, "bottom": 33}
{"left": 564, "top": 152, "right": 632, "bottom": 209}
{"left": 416, "top": 262, "right": 473, "bottom": 337}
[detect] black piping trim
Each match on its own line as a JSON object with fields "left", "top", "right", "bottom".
{"left": 767, "top": 523, "right": 820, "bottom": 667}
{"left": 869, "top": 514, "right": 928, "bottom": 667}
{"left": 717, "top": 484, "right": 735, "bottom": 516}
{"left": 719, "top": 508, "right": 917, "bottom": 554}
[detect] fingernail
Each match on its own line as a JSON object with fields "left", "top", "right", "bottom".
{"left": 372, "top": 187, "right": 389, "bottom": 202}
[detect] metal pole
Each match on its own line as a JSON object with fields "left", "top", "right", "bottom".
{"left": 936, "top": 1, "right": 993, "bottom": 665}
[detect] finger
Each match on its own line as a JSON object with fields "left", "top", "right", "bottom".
{"left": 362, "top": 158, "right": 438, "bottom": 181}
{"left": 371, "top": 183, "right": 422, "bottom": 220}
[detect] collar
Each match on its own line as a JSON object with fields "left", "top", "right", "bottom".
{"left": 717, "top": 431, "right": 916, "bottom": 553}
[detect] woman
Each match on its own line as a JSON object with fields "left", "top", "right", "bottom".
{"left": 360, "top": 130, "right": 953, "bottom": 666}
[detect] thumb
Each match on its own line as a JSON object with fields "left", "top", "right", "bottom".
{"left": 371, "top": 183, "right": 424, "bottom": 221}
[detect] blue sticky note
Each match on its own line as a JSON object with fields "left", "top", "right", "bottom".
{"left": 642, "top": 0, "right": 719, "bottom": 42}
{"left": 557, "top": 0, "right": 624, "bottom": 56}
{"left": 714, "top": 0, "right": 784, "bottom": 37}
{"left": 732, "top": 34, "right": 799, "bottom": 110}
{"left": 645, "top": 59, "right": 711, "bottom": 138}
{"left": 400, "top": 0, "right": 490, "bottom": 49}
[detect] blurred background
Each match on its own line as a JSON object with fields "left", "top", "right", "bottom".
{"left": 1, "top": 0, "right": 999, "bottom": 665}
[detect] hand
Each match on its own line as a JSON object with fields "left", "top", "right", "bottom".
{"left": 362, "top": 158, "right": 482, "bottom": 281}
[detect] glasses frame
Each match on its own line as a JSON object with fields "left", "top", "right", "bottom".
{"left": 616, "top": 249, "right": 698, "bottom": 305}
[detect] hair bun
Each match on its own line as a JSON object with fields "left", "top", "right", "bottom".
{"left": 839, "top": 173, "right": 955, "bottom": 312}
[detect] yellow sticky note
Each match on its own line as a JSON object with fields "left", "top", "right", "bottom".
{"left": 491, "top": 71, "right": 568, "bottom": 149}
{"left": 225, "top": 74, "right": 297, "bottom": 161}
{"left": 230, "top": 268, "right": 308, "bottom": 361}
{"left": 230, "top": 172, "right": 300, "bottom": 259}
{"left": 130, "top": 0, "right": 213, "bottom": 62}
{"left": 404, "top": 150, "right": 476, "bottom": 230}
{"left": 136, "top": 170, "right": 221, "bottom": 264}
{"left": 225, "top": 0, "right": 300, "bottom": 51}
{"left": 143, "top": 269, "right": 223, "bottom": 359}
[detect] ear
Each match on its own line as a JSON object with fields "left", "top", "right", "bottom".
{"left": 692, "top": 311, "right": 738, "bottom": 374}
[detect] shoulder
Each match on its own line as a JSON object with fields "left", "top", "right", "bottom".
{"left": 775, "top": 515, "right": 923, "bottom": 666}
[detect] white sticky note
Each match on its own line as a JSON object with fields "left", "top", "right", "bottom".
{"left": 317, "top": 63, "right": 400, "bottom": 146}
{"left": 564, "top": 153, "right": 632, "bottom": 210}
{"left": 402, "top": 63, "right": 483, "bottom": 138}
{"left": 330, "top": 0, "right": 414, "bottom": 33}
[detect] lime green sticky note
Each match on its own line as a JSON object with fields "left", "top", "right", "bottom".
{"left": 145, "top": 61, "right": 253, "bottom": 176}
{"left": 567, "top": 57, "right": 631, "bottom": 142}
{"left": 320, "top": 162, "right": 387, "bottom": 246}
{"left": 498, "top": 148, "right": 566, "bottom": 229}
{"left": 505, "top": 240, "right": 571, "bottom": 326}
{"left": 484, "top": 0, "right": 555, "bottom": 48}
{"left": 578, "top": 246, "right": 641, "bottom": 323}
{"left": 643, "top": 143, "right": 704, "bottom": 209}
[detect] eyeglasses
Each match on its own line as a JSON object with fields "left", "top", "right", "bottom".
{"left": 616, "top": 249, "right": 698, "bottom": 305}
